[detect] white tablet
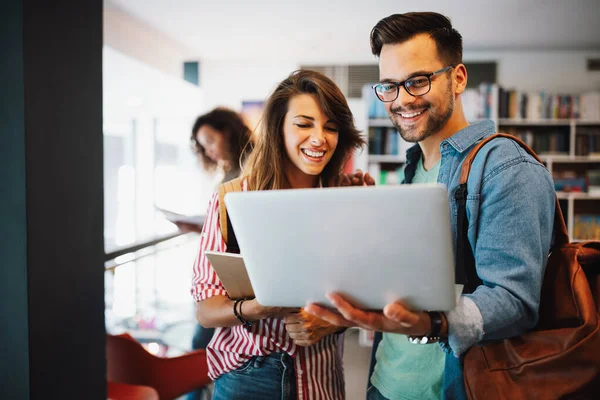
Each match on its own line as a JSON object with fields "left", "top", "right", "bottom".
{"left": 205, "top": 251, "right": 254, "bottom": 300}
{"left": 224, "top": 184, "right": 456, "bottom": 311}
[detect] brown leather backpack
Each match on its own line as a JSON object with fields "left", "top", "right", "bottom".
{"left": 457, "top": 134, "right": 600, "bottom": 400}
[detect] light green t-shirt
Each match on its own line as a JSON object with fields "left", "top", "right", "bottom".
{"left": 370, "top": 156, "right": 445, "bottom": 400}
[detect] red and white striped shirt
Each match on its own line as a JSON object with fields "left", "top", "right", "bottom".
{"left": 191, "top": 190, "right": 345, "bottom": 400}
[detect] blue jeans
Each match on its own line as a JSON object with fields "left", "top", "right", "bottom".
{"left": 213, "top": 352, "right": 297, "bottom": 400}
{"left": 186, "top": 324, "right": 215, "bottom": 400}
{"left": 442, "top": 351, "right": 467, "bottom": 400}
{"left": 366, "top": 385, "right": 389, "bottom": 400}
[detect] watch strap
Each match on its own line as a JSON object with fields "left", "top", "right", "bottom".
{"left": 407, "top": 311, "right": 443, "bottom": 344}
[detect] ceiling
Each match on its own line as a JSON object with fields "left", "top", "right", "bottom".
{"left": 107, "top": 0, "right": 600, "bottom": 62}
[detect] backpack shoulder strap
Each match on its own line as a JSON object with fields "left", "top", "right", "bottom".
{"left": 459, "top": 133, "right": 568, "bottom": 244}
{"left": 456, "top": 133, "right": 569, "bottom": 293}
{"left": 217, "top": 177, "right": 242, "bottom": 246}
{"left": 460, "top": 133, "right": 542, "bottom": 183}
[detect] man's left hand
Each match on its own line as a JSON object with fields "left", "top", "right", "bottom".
{"left": 304, "top": 293, "right": 431, "bottom": 336}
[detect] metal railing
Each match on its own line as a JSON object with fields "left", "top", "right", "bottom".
{"left": 104, "top": 231, "right": 198, "bottom": 270}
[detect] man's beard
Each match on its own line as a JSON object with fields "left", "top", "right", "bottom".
{"left": 390, "top": 83, "right": 454, "bottom": 143}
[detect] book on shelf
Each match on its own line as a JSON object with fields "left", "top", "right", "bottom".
{"left": 481, "top": 86, "right": 600, "bottom": 121}
{"left": 368, "top": 127, "right": 384, "bottom": 155}
{"left": 553, "top": 177, "right": 587, "bottom": 193}
{"left": 498, "top": 90, "right": 581, "bottom": 120}
{"left": 478, "top": 82, "right": 498, "bottom": 119}
{"left": 573, "top": 215, "right": 600, "bottom": 241}
{"left": 526, "top": 91, "right": 542, "bottom": 120}
{"left": 368, "top": 126, "right": 411, "bottom": 158}
{"left": 385, "top": 129, "right": 399, "bottom": 155}
{"left": 552, "top": 167, "right": 600, "bottom": 193}
{"left": 575, "top": 127, "right": 600, "bottom": 156}
{"left": 503, "top": 126, "right": 569, "bottom": 155}
{"left": 581, "top": 92, "right": 600, "bottom": 121}
{"left": 588, "top": 170, "right": 600, "bottom": 195}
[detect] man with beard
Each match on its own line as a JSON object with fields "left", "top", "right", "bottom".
{"left": 306, "top": 12, "right": 556, "bottom": 400}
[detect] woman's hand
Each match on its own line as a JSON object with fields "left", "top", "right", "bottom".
{"left": 242, "top": 299, "right": 300, "bottom": 321}
{"left": 283, "top": 309, "right": 342, "bottom": 346}
{"left": 338, "top": 169, "right": 376, "bottom": 187}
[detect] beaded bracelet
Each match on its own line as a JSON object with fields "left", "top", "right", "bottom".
{"left": 233, "top": 298, "right": 252, "bottom": 327}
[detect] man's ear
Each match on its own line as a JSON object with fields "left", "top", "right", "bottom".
{"left": 454, "top": 64, "right": 468, "bottom": 95}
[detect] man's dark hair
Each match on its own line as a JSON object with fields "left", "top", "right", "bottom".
{"left": 370, "top": 12, "right": 463, "bottom": 66}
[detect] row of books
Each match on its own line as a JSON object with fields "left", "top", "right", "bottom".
{"left": 504, "top": 127, "right": 570, "bottom": 155}
{"left": 552, "top": 169, "right": 600, "bottom": 193}
{"left": 573, "top": 215, "right": 600, "bottom": 241}
{"left": 473, "top": 83, "right": 497, "bottom": 120}
{"left": 575, "top": 128, "right": 600, "bottom": 156}
{"left": 497, "top": 89, "right": 582, "bottom": 120}
{"left": 553, "top": 177, "right": 588, "bottom": 193}
{"left": 503, "top": 127, "right": 600, "bottom": 156}
{"left": 368, "top": 127, "right": 412, "bottom": 156}
{"left": 587, "top": 170, "right": 600, "bottom": 195}
{"left": 462, "top": 83, "right": 600, "bottom": 121}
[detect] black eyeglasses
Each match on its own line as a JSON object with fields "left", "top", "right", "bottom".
{"left": 372, "top": 65, "right": 455, "bottom": 102}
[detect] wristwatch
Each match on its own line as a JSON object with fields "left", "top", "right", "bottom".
{"left": 407, "top": 311, "right": 443, "bottom": 344}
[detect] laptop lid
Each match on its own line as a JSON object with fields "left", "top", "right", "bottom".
{"left": 224, "top": 184, "right": 455, "bottom": 311}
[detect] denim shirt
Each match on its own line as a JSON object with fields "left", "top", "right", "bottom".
{"left": 403, "top": 120, "right": 556, "bottom": 357}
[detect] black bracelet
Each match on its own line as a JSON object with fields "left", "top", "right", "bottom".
{"left": 238, "top": 298, "right": 252, "bottom": 327}
{"left": 233, "top": 298, "right": 246, "bottom": 325}
{"left": 233, "top": 298, "right": 252, "bottom": 327}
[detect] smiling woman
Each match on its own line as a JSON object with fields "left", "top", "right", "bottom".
{"left": 190, "top": 70, "right": 366, "bottom": 400}
{"left": 281, "top": 94, "right": 340, "bottom": 188}
{"left": 243, "top": 69, "right": 365, "bottom": 191}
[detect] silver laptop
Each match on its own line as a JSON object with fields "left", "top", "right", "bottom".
{"left": 224, "top": 184, "right": 456, "bottom": 311}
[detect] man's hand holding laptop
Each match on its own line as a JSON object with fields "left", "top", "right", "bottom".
{"left": 305, "top": 294, "right": 447, "bottom": 337}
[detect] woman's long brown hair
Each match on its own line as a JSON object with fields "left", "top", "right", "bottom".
{"left": 242, "top": 70, "right": 365, "bottom": 190}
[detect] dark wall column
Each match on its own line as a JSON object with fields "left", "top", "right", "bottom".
{"left": 1, "top": 0, "right": 105, "bottom": 398}
{"left": 1, "top": 0, "right": 29, "bottom": 397}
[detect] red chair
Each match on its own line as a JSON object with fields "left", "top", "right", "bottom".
{"left": 106, "top": 333, "right": 211, "bottom": 400}
{"left": 107, "top": 382, "right": 159, "bottom": 400}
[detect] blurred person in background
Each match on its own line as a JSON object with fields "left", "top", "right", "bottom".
{"left": 176, "top": 107, "right": 253, "bottom": 234}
